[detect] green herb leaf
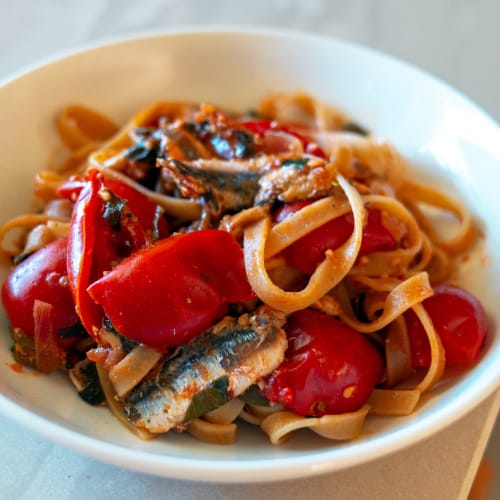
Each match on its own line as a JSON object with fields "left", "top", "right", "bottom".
{"left": 102, "top": 190, "right": 126, "bottom": 231}
{"left": 184, "top": 376, "right": 230, "bottom": 421}
{"left": 239, "top": 384, "right": 270, "bottom": 406}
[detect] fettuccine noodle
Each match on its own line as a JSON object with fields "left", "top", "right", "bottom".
{"left": 0, "top": 92, "right": 484, "bottom": 447}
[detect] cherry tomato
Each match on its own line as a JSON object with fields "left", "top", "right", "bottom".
{"left": 275, "top": 202, "right": 396, "bottom": 275}
{"left": 1, "top": 237, "right": 79, "bottom": 336}
{"left": 405, "top": 284, "right": 487, "bottom": 366}
{"left": 87, "top": 230, "right": 255, "bottom": 351}
{"left": 96, "top": 177, "right": 169, "bottom": 238}
{"left": 67, "top": 170, "right": 148, "bottom": 337}
{"left": 58, "top": 175, "right": 168, "bottom": 238}
{"left": 262, "top": 308, "right": 383, "bottom": 416}
{"left": 240, "top": 119, "right": 327, "bottom": 159}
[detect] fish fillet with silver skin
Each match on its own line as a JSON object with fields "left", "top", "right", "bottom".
{"left": 123, "top": 305, "right": 287, "bottom": 433}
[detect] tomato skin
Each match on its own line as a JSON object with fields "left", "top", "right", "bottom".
{"left": 1, "top": 238, "right": 79, "bottom": 336}
{"left": 67, "top": 173, "right": 107, "bottom": 336}
{"left": 275, "top": 202, "right": 396, "bottom": 275}
{"left": 262, "top": 309, "right": 383, "bottom": 416}
{"left": 58, "top": 175, "right": 168, "bottom": 238}
{"left": 98, "top": 177, "right": 169, "bottom": 238}
{"left": 87, "top": 230, "right": 255, "bottom": 351}
{"left": 405, "top": 285, "right": 488, "bottom": 367}
{"left": 241, "top": 120, "right": 327, "bottom": 159}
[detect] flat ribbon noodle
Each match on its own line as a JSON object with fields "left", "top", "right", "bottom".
{"left": 244, "top": 174, "right": 364, "bottom": 313}
{"left": 96, "top": 364, "right": 155, "bottom": 441}
{"left": 399, "top": 181, "right": 476, "bottom": 255}
{"left": 57, "top": 105, "right": 118, "bottom": 151}
{"left": 336, "top": 272, "right": 434, "bottom": 333}
{"left": 260, "top": 405, "right": 371, "bottom": 444}
{"left": 109, "top": 345, "right": 162, "bottom": 398}
{"left": 186, "top": 418, "right": 237, "bottom": 445}
{"left": 264, "top": 196, "right": 351, "bottom": 260}
{"left": 0, "top": 214, "right": 69, "bottom": 257}
{"left": 367, "top": 302, "right": 445, "bottom": 416}
{"left": 349, "top": 194, "right": 423, "bottom": 277}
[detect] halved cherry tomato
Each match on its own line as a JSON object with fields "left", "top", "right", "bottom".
{"left": 405, "top": 284, "right": 488, "bottom": 366}
{"left": 241, "top": 119, "right": 327, "bottom": 159}
{"left": 87, "top": 230, "right": 255, "bottom": 351}
{"left": 58, "top": 175, "right": 168, "bottom": 238}
{"left": 67, "top": 170, "right": 148, "bottom": 337}
{"left": 263, "top": 308, "right": 383, "bottom": 416}
{"left": 275, "top": 201, "right": 396, "bottom": 275}
{"left": 1, "top": 237, "right": 79, "bottom": 336}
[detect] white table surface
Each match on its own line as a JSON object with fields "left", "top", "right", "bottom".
{"left": 1, "top": 1, "right": 500, "bottom": 499}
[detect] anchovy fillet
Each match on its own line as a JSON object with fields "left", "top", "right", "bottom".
{"left": 123, "top": 306, "right": 287, "bottom": 433}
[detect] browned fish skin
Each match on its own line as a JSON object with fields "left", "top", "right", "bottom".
{"left": 123, "top": 306, "right": 287, "bottom": 433}
{"left": 255, "top": 157, "right": 338, "bottom": 204}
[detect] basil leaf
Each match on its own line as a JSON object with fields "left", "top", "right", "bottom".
{"left": 239, "top": 384, "right": 270, "bottom": 406}
{"left": 102, "top": 190, "right": 126, "bottom": 231}
{"left": 184, "top": 376, "right": 230, "bottom": 421}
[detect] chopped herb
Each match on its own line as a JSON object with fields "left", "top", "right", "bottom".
{"left": 184, "top": 376, "right": 230, "bottom": 422}
{"left": 102, "top": 190, "right": 126, "bottom": 231}
{"left": 240, "top": 384, "right": 270, "bottom": 406}
{"left": 282, "top": 157, "right": 309, "bottom": 169}
{"left": 200, "top": 273, "right": 210, "bottom": 283}
{"left": 342, "top": 122, "right": 369, "bottom": 136}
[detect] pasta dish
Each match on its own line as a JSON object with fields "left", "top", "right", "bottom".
{"left": 0, "top": 93, "right": 487, "bottom": 445}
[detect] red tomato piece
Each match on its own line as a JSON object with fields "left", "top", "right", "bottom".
{"left": 87, "top": 230, "right": 255, "bottom": 351}
{"left": 241, "top": 120, "right": 327, "bottom": 159}
{"left": 405, "top": 284, "right": 488, "bottom": 366}
{"left": 275, "top": 202, "right": 396, "bottom": 275}
{"left": 66, "top": 174, "right": 105, "bottom": 336}
{"left": 58, "top": 175, "right": 168, "bottom": 238}
{"left": 1, "top": 237, "right": 79, "bottom": 336}
{"left": 67, "top": 171, "right": 148, "bottom": 337}
{"left": 262, "top": 308, "right": 383, "bottom": 416}
{"left": 99, "top": 177, "right": 169, "bottom": 238}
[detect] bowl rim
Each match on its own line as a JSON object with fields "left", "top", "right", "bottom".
{"left": 1, "top": 25, "right": 500, "bottom": 483}
{"left": 0, "top": 23, "right": 498, "bottom": 129}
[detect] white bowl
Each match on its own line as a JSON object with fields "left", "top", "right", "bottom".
{"left": 0, "top": 28, "right": 499, "bottom": 483}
